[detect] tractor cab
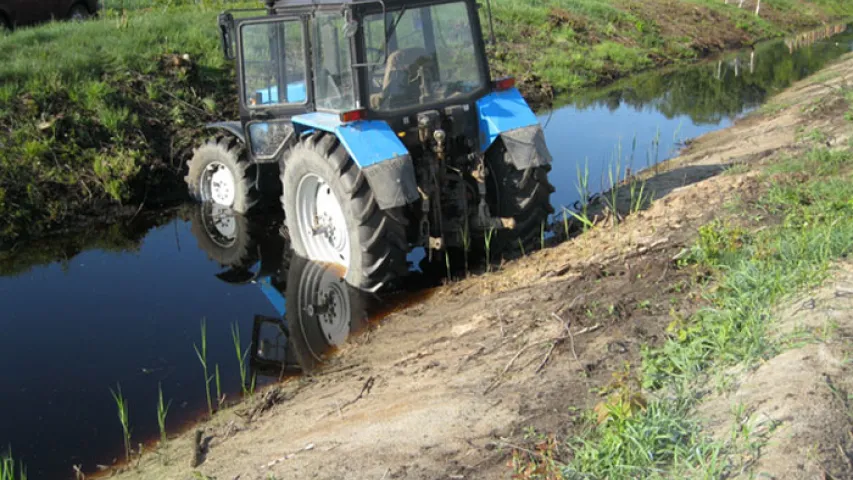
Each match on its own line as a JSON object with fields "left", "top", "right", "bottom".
{"left": 189, "top": 0, "right": 554, "bottom": 291}
{"left": 219, "top": 0, "right": 491, "bottom": 158}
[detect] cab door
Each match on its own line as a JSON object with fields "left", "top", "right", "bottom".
{"left": 236, "top": 15, "right": 313, "bottom": 162}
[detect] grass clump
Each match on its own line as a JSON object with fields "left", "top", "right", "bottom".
{"left": 0, "top": 453, "right": 27, "bottom": 480}
{"left": 646, "top": 147, "right": 853, "bottom": 388}
{"left": 0, "top": 3, "right": 246, "bottom": 245}
{"left": 193, "top": 318, "right": 214, "bottom": 417}
{"left": 558, "top": 144, "right": 853, "bottom": 479}
{"left": 110, "top": 383, "right": 132, "bottom": 462}
{"left": 156, "top": 382, "right": 172, "bottom": 445}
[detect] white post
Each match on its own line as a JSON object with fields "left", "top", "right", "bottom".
{"left": 755, "top": 0, "right": 761, "bottom": 16}
{"left": 750, "top": 50, "right": 755, "bottom": 74}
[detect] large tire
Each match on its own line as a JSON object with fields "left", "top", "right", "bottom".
{"left": 69, "top": 3, "right": 91, "bottom": 21}
{"left": 188, "top": 202, "right": 258, "bottom": 269}
{"left": 281, "top": 133, "right": 408, "bottom": 291}
{"left": 285, "top": 255, "right": 371, "bottom": 374}
{"left": 0, "top": 13, "right": 11, "bottom": 32}
{"left": 186, "top": 136, "right": 259, "bottom": 214}
{"left": 486, "top": 141, "right": 555, "bottom": 256}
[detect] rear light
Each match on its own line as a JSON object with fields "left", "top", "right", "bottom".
{"left": 493, "top": 77, "right": 516, "bottom": 92}
{"left": 340, "top": 109, "right": 367, "bottom": 124}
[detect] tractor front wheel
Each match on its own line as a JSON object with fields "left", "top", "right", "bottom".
{"left": 281, "top": 133, "right": 408, "bottom": 291}
{"left": 186, "top": 136, "right": 259, "bottom": 214}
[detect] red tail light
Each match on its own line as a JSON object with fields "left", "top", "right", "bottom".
{"left": 493, "top": 77, "right": 516, "bottom": 92}
{"left": 340, "top": 109, "right": 367, "bottom": 124}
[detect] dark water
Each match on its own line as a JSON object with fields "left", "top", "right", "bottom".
{"left": 1, "top": 24, "right": 852, "bottom": 479}
{"left": 543, "top": 23, "right": 853, "bottom": 210}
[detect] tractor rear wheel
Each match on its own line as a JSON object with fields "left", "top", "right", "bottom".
{"left": 485, "top": 141, "right": 555, "bottom": 257}
{"left": 281, "top": 132, "right": 408, "bottom": 291}
{"left": 286, "top": 255, "right": 371, "bottom": 373}
{"left": 186, "top": 136, "right": 259, "bottom": 214}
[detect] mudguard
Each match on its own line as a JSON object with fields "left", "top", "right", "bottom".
{"left": 205, "top": 121, "right": 245, "bottom": 143}
{"left": 476, "top": 88, "right": 552, "bottom": 170}
{"left": 291, "top": 113, "right": 419, "bottom": 210}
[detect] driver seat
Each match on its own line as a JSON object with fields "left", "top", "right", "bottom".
{"left": 370, "top": 48, "right": 436, "bottom": 109}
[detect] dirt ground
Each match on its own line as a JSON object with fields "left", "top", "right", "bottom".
{"left": 111, "top": 55, "right": 853, "bottom": 480}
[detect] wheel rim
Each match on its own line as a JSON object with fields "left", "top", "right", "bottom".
{"left": 70, "top": 6, "right": 88, "bottom": 21}
{"left": 298, "top": 261, "right": 352, "bottom": 350}
{"left": 201, "top": 162, "right": 236, "bottom": 207}
{"left": 200, "top": 203, "right": 237, "bottom": 248}
{"left": 295, "top": 173, "right": 351, "bottom": 269}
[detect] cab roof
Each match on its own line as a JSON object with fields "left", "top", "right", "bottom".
{"left": 268, "top": 0, "right": 465, "bottom": 10}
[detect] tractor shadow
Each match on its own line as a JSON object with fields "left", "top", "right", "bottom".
{"left": 549, "top": 163, "right": 732, "bottom": 244}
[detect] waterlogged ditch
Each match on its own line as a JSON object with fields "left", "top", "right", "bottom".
{"left": 1, "top": 23, "right": 852, "bottom": 479}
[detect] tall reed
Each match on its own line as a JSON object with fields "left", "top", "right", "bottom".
{"left": 109, "top": 384, "right": 131, "bottom": 461}
{"left": 156, "top": 383, "right": 171, "bottom": 445}
{"left": 1, "top": 452, "right": 26, "bottom": 480}
{"left": 193, "top": 319, "right": 213, "bottom": 416}
{"left": 230, "top": 323, "right": 251, "bottom": 397}
{"left": 484, "top": 228, "right": 495, "bottom": 272}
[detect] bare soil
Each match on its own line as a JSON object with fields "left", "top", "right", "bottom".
{"left": 112, "top": 55, "right": 853, "bottom": 480}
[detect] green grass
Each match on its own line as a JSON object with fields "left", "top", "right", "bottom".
{"left": 110, "top": 383, "right": 132, "bottom": 462}
{"left": 156, "top": 382, "right": 172, "bottom": 445}
{"left": 231, "top": 322, "right": 252, "bottom": 398}
{"left": 560, "top": 144, "right": 853, "bottom": 479}
{"left": 487, "top": 0, "right": 853, "bottom": 93}
{"left": 0, "top": 453, "right": 27, "bottom": 480}
{"left": 193, "top": 318, "right": 214, "bottom": 416}
{"left": 0, "top": 2, "right": 248, "bottom": 245}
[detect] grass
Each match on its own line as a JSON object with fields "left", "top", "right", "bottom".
{"left": 193, "top": 318, "right": 214, "bottom": 416}
{"left": 0, "top": 1, "right": 249, "bottom": 245}
{"left": 110, "top": 383, "right": 132, "bottom": 462}
{"left": 231, "top": 322, "right": 252, "bottom": 398}
{"left": 487, "top": 0, "right": 853, "bottom": 95}
{"left": 156, "top": 382, "right": 171, "bottom": 445}
{"left": 484, "top": 228, "right": 495, "bottom": 272}
{"left": 553, "top": 143, "right": 853, "bottom": 479}
{"left": 0, "top": 453, "right": 26, "bottom": 480}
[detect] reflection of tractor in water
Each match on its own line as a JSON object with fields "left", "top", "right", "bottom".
{"left": 185, "top": 0, "right": 555, "bottom": 291}
{"left": 188, "top": 204, "right": 371, "bottom": 378}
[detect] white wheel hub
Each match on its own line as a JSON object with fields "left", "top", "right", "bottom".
{"left": 202, "top": 203, "right": 237, "bottom": 247}
{"left": 295, "top": 173, "right": 350, "bottom": 269}
{"left": 202, "top": 162, "right": 236, "bottom": 207}
{"left": 298, "top": 261, "right": 353, "bottom": 360}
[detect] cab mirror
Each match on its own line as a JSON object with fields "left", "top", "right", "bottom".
{"left": 218, "top": 12, "right": 236, "bottom": 60}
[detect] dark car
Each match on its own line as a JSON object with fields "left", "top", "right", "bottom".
{"left": 0, "top": 0, "right": 98, "bottom": 31}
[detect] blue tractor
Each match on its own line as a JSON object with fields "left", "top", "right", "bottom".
{"left": 185, "top": 0, "right": 555, "bottom": 291}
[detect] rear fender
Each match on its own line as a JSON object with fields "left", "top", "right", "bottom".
{"left": 292, "top": 113, "right": 419, "bottom": 210}
{"left": 476, "top": 88, "right": 551, "bottom": 169}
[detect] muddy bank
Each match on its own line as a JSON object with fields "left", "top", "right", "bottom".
{"left": 104, "top": 49, "right": 853, "bottom": 480}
